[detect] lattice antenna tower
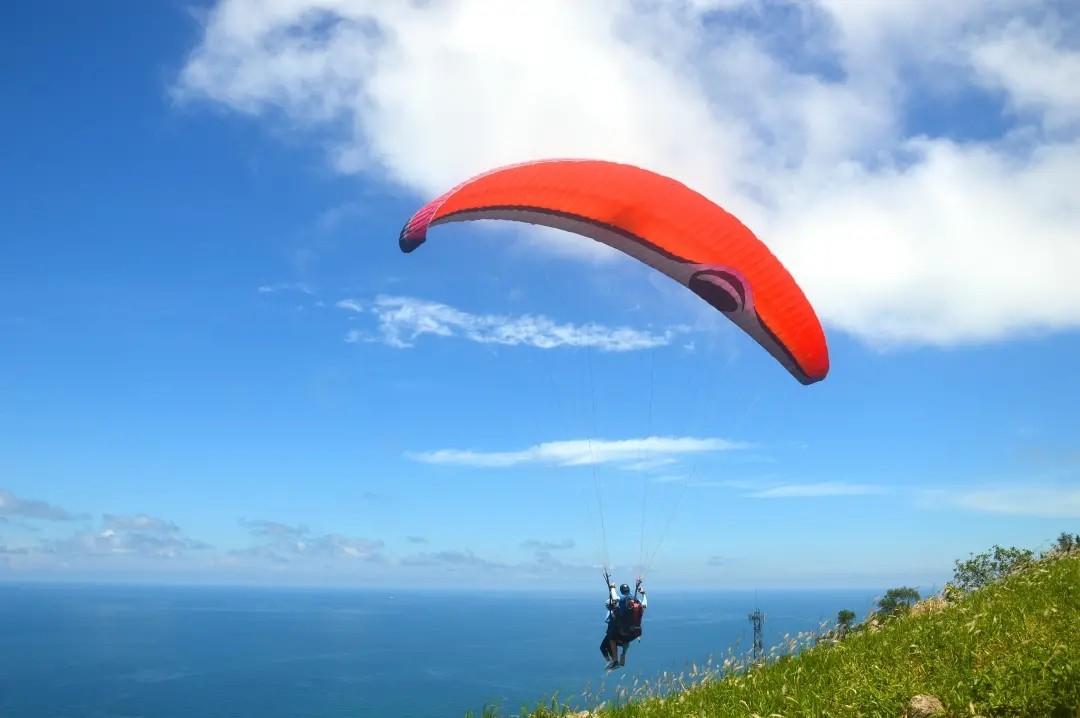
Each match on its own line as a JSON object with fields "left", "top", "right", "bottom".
{"left": 748, "top": 607, "right": 764, "bottom": 662}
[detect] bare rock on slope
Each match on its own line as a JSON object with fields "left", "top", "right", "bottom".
{"left": 905, "top": 694, "right": 946, "bottom": 718}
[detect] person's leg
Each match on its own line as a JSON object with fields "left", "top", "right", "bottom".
{"left": 619, "top": 641, "right": 629, "bottom": 666}
{"left": 600, "top": 635, "right": 611, "bottom": 661}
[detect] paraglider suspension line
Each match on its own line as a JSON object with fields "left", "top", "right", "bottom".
{"left": 585, "top": 349, "right": 609, "bottom": 568}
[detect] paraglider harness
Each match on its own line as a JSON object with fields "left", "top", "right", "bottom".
{"left": 605, "top": 573, "right": 645, "bottom": 643}
{"left": 615, "top": 595, "right": 644, "bottom": 641}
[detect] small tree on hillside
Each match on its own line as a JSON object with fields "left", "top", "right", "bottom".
{"left": 877, "top": 587, "right": 920, "bottom": 617}
{"left": 836, "top": 609, "right": 856, "bottom": 637}
{"left": 1051, "top": 531, "right": 1079, "bottom": 556}
{"left": 952, "top": 545, "right": 1035, "bottom": 592}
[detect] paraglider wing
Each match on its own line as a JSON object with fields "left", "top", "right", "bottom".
{"left": 399, "top": 159, "right": 828, "bottom": 384}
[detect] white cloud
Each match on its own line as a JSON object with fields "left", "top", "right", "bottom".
{"left": 399, "top": 545, "right": 595, "bottom": 578}
{"left": 335, "top": 298, "right": 364, "bottom": 313}
{"left": 945, "top": 485, "right": 1080, "bottom": 518}
{"left": 770, "top": 138, "right": 1080, "bottom": 346}
{"left": 520, "top": 538, "right": 575, "bottom": 551}
{"left": 177, "top": 0, "right": 1080, "bottom": 346}
{"left": 0, "top": 489, "right": 82, "bottom": 521}
{"left": 237, "top": 520, "right": 385, "bottom": 563}
{"left": 341, "top": 295, "right": 678, "bottom": 351}
{"left": 624, "top": 457, "right": 679, "bottom": 472}
{"left": 401, "top": 549, "right": 505, "bottom": 570}
{"left": 408, "top": 435, "right": 745, "bottom": 468}
{"left": 46, "top": 514, "right": 210, "bottom": 558}
{"left": 969, "top": 18, "right": 1080, "bottom": 131}
{"left": 257, "top": 282, "right": 313, "bottom": 295}
{"left": 316, "top": 202, "right": 366, "bottom": 232}
{"left": 747, "top": 481, "right": 888, "bottom": 498}
{"left": 241, "top": 519, "right": 308, "bottom": 539}
{"left": 651, "top": 474, "right": 693, "bottom": 484}
{"left": 103, "top": 514, "right": 180, "bottom": 534}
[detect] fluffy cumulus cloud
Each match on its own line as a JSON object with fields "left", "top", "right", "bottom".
{"left": 337, "top": 295, "right": 678, "bottom": 351}
{"left": 176, "top": 0, "right": 1080, "bottom": 347}
{"left": 0, "top": 493, "right": 209, "bottom": 563}
{"left": 408, "top": 435, "right": 745, "bottom": 469}
{"left": 46, "top": 514, "right": 210, "bottom": 558}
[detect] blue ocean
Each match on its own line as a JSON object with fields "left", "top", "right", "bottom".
{"left": 0, "top": 584, "right": 883, "bottom": 718}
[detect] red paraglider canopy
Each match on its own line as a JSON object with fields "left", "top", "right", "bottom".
{"left": 400, "top": 159, "right": 828, "bottom": 385}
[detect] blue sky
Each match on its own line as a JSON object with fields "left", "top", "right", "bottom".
{"left": 2, "top": 1, "right": 1078, "bottom": 590}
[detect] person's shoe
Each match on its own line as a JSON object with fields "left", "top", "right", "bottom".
{"left": 605, "top": 661, "right": 619, "bottom": 671}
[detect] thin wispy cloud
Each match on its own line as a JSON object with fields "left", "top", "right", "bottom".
{"left": 336, "top": 299, "right": 364, "bottom": 313}
{"left": 519, "top": 546, "right": 601, "bottom": 579}
{"left": 236, "top": 520, "right": 385, "bottom": 563}
{"left": 401, "top": 549, "right": 505, "bottom": 571}
{"left": 241, "top": 519, "right": 308, "bottom": 540}
{"left": 689, "top": 478, "right": 769, "bottom": 490}
{"left": 747, "top": 482, "right": 889, "bottom": 499}
{"left": 408, "top": 436, "right": 746, "bottom": 469}
{"left": 177, "top": 1, "right": 1080, "bottom": 347}
{"left": 660, "top": 476, "right": 890, "bottom": 498}
{"left": 673, "top": 478, "right": 1077, "bottom": 515}
{"left": 339, "top": 295, "right": 678, "bottom": 351}
{"left": 520, "top": 539, "right": 575, "bottom": 552}
{"left": 0, "top": 489, "right": 84, "bottom": 521}
{"left": 315, "top": 202, "right": 365, "bottom": 232}
{"left": 257, "top": 282, "right": 313, "bottom": 295}
{"left": 938, "top": 486, "right": 1080, "bottom": 519}
{"left": 400, "top": 545, "right": 594, "bottom": 578}
{"left": 523, "top": 549, "right": 594, "bottom": 576}
{"left": 650, "top": 474, "right": 695, "bottom": 484}
{"left": 624, "top": 457, "right": 679, "bottom": 472}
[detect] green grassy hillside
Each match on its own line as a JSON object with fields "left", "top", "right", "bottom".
{"left": 509, "top": 552, "right": 1079, "bottom": 718}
